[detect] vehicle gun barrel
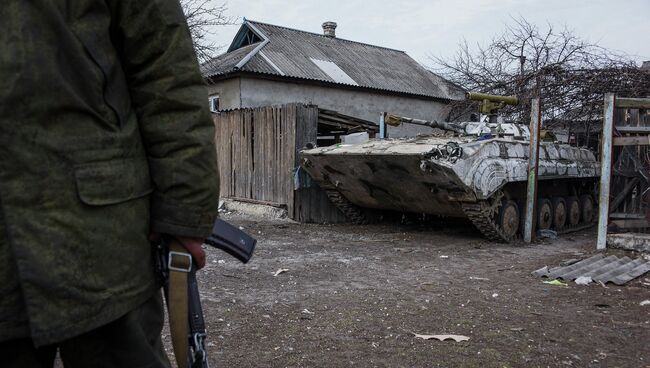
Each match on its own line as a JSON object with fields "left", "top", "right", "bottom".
{"left": 385, "top": 114, "right": 466, "bottom": 134}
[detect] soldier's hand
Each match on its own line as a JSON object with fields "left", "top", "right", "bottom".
{"left": 149, "top": 232, "right": 207, "bottom": 269}
{"left": 175, "top": 236, "right": 207, "bottom": 269}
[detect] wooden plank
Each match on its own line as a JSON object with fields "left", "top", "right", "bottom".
{"left": 230, "top": 111, "right": 236, "bottom": 197}
{"left": 289, "top": 105, "right": 297, "bottom": 216}
{"left": 615, "top": 126, "right": 650, "bottom": 133}
{"left": 277, "top": 106, "right": 284, "bottom": 205}
{"left": 609, "top": 212, "right": 646, "bottom": 219}
{"left": 318, "top": 109, "right": 378, "bottom": 132}
{"left": 258, "top": 108, "right": 264, "bottom": 200}
{"left": 610, "top": 177, "right": 639, "bottom": 211}
{"left": 255, "top": 108, "right": 262, "bottom": 200}
{"left": 236, "top": 111, "right": 241, "bottom": 198}
{"left": 266, "top": 106, "right": 273, "bottom": 201}
{"left": 270, "top": 107, "right": 276, "bottom": 203}
{"left": 286, "top": 105, "right": 296, "bottom": 218}
{"left": 257, "top": 107, "right": 263, "bottom": 200}
{"left": 229, "top": 196, "right": 286, "bottom": 208}
{"left": 230, "top": 114, "right": 235, "bottom": 198}
{"left": 245, "top": 110, "right": 252, "bottom": 198}
{"left": 226, "top": 113, "right": 233, "bottom": 197}
{"left": 597, "top": 93, "right": 615, "bottom": 250}
{"left": 239, "top": 111, "right": 245, "bottom": 198}
{"left": 263, "top": 106, "right": 270, "bottom": 201}
{"left": 236, "top": 111, "right": 244, "bottom": 198}
{"left": 290, "top": 106, "right": 295, "bottom": 205}
{"left": 524, "top": 98, "right": 541, "bottom": 243}
{"left": 264, "top": 107, "right": 269, "bottom": 201}
{"left": 610, "top": 219, "right": 649, "bottom": 228}
{"left": 272, "top": 106, "right": 279, "bottom": 203}
{"left": 296, "top": 105, "right": 321, "bottom": 221}
{"left": 615, "top": 97, "right": 650, "bottom": 109}
{"left": 213, "top": 114, "right": 225, "bottom": 198}
{"left": 223, "top": 114, "right": 231, "bottom": 197}
{"left": 219, "top": 112, "right": 233, "bottom": 198}
{"left": 255, "top": 107, "right": 261, "bottom": 200}
{"left": 244, "top": 109, "right": 251, "bottom": 198}
{"left": 219, "top": 114, "right": 226, "bottom": 197}
{"left": 280, "top": 106, "right": 286, "bottom": 203}
{"left": 612, "top": 136, "right": 650, "bottom": 146}
{"left": 278, "top": 105, "right": 285, "bottom": 203}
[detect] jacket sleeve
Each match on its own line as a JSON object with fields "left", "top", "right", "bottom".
{"left": 108, "top": 0, "right": 220, "bottom": 238}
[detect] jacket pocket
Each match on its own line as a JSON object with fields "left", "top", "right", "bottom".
{"left": 75, "top": 157, "right": 153, "bottom": 206}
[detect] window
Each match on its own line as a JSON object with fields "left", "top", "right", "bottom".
{"left": 208, "top": 95, "right": 219, "bottom": 113}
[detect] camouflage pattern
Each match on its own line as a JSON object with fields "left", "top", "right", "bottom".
{"left": 3, "top": 292, "right": 170, "bottom": 368}
{"left": 0, "top": 0, "right": 219, "bottom": 346}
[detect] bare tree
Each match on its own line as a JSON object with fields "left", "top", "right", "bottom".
{"left": 180, "top": 0, "right": 234, "bottom": 64}
{"left": 432, "top": 17, "right": 650, "bottom": 141}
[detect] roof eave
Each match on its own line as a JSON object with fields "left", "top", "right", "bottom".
{"left": 206, "top": 71, "right": 459, "bottom": 103}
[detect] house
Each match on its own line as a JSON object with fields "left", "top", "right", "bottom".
{"left": 202, "top": 20, "right": 465, "bottom": 137}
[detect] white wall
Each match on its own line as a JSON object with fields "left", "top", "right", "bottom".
{"left": 207, "top": 78, "right": 241, "bottom": 110}
{"left": 209, "top": 76, "right": 455, "bottom": 137}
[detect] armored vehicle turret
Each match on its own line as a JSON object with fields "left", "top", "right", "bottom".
{"left": 300, "top": 93, "right": 599, "bottom": 242}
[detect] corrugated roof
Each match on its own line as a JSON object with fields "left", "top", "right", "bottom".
{"left": 200, "top": 43, "right": 260, "bottom": 75}
{"left": 203, "top": 21, "right": 465, "bottom": 100}
{"left": 532, "top": 253, "right": 650, "bottom": 285}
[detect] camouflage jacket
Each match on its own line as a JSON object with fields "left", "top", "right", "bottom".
{"left": 0, "top": 0, "right": 219, "bottom": 346}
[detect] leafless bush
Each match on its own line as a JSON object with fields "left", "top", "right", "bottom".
{"left": 432, "top": 17, "right": 650, "bottom": 131}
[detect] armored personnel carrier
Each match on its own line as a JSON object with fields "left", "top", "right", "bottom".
{"left": 300, "top": 93, "right": 600, "bottom": 242}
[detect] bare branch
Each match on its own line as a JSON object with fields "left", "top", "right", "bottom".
{"left": 431, "top": 17, "right": 650, "bottom": 134}
{"left": 180, "top": 0, "right": 235, "bottom": 64}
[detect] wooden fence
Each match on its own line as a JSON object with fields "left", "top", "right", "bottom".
{"left": 597, "top": 95, "right": 650, "bottom": 249}
{"left": 213, "top": 103, "right": 347, "bottom": 223}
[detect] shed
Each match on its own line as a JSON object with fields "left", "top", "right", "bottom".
{"left": 213, "top": 103, "right": 378, "bottom": 223}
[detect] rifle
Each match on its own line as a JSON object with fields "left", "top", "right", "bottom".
{"left": 154, "top": 218, "right": 257, "bottom": 368}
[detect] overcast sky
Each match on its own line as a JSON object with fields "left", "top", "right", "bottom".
{"left": 209, "top": 0, "right": 650, "bottom": 67}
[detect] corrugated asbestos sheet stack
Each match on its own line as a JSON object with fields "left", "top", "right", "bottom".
{"left": 533, "top": 253, "right": 650, "bottom": 285}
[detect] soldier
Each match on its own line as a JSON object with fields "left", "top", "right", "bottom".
{"left": 0, "top": 1, "right": 219, "bottom": 367}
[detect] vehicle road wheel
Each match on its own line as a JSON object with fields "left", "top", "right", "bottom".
{"left": 552, "top": 197, "right": 567, "bottom": 230}
{"left": 580, "top": 195, "right": 595, "bottom": 223}
{"left": 537, "top": 198, "right": 552, "bottom": 230}
{"left": 566, "top": 196, "right": 581, "bottom": 227}
{"left": 499, "top": 200, "right": 520, "bottom": 241}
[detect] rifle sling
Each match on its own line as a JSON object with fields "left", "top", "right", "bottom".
{"left": 168, "top": 240, "right": 191, "bottom": 368}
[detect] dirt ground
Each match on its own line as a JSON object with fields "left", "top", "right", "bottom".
{"left": 165, "top": 212, "right": 650, "bottom": 368}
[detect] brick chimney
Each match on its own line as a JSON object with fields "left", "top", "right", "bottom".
{"left": 322, "top": 21, "right": 337, "bottom": 38}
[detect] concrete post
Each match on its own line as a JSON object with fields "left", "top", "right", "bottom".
{"left": 596, "top": 93, "right": 615, "bottom": 250}
{"left": 524, "top": 98, "right": 541, "bottom": 243}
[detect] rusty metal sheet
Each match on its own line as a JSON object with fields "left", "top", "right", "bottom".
{"left": 532, "top": 254, "right": 650, "bottom": 285}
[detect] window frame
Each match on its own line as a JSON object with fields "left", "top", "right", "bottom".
{"left": 208, "top": 95, "right": 220, "bottom": 113}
